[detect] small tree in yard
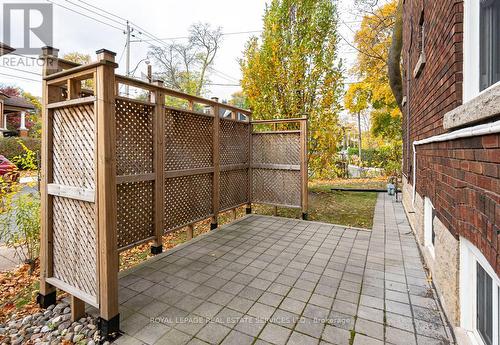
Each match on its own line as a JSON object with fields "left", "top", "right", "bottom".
{"left": 346, "top": 0, "right": 403, "bottom": 176}
{"left": 0, "top": 192, "right": 40, "bottom": 273}
{"left": 0, "top": 143, "right": 41, "bottom": 273}
{"left": 240, "top": 0, "right": 344, "bottom": 178}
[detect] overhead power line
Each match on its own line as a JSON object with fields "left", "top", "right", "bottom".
{"left": 131, "top": 30, "right": 263, "bottom": 43}
{"left": 0, "top": 72, "right": 41, "bottom": 83}
{"left": 45, "top": 0, "right": 124, "bottom": 31}
{"left": 0, "top": 66, "right": 42, "bottom": 76}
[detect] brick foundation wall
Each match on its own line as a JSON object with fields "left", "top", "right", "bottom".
{"left": 415, "top": 134, "right": 500, "bottom": 274}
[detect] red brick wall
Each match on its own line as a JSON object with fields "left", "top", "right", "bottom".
{"left": 416, "top": 134, "right": 500, "bottom": 273}
{"left": 402, "top": 0, "right": 463, "bottom": 177}
{"left": 403, "top": 1, "right": 500, "bottom": 273}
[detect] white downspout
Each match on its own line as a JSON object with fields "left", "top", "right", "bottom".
{"left": 412, "top": 119, "right": 500, "bottom": 205}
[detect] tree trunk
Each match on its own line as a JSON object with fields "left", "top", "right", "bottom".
{"left": 388, "top": 0, "right": 404, "bottom": 111}
{"left": 357, "top": 111, "right": 362, "bottom": 163}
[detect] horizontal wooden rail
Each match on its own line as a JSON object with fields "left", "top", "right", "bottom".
{"left": 47, "top": 184, "right": 95, "bottom": 202}
{"left": 252, "top": 130, "right": 301, "bottom": 134}
{"left": 252, "top": 201, "right": 302, "bottom": 209}
{"left": 115, "top": 96, "right": 154, "bottom": 107}
{"left": 250, "top": 117, "right": 307, "bottom": 124}
{"left": 251, "top": 163, "right": 300, "bottom": 171}
{"left": 44, "top": 61, "right": 116, "bottom": 82}
{"left": 116, "top": 173, "right": 155, "bottom": 184}
{"left": 165, "top": 167, "right": 214, "bottom": 179}
{"left": 118, "top": 236, "right": 156, "bottom": 252}
{"left": 115, "top": 74, "right": 251, "bottom": 116}
{"left": 46, "top": 96, "right": 96, "bottom": 109}
{"left": 221, "top": 163, "right": 249, "bottom": 172}
{"left": 46, "top": 277, "right": 98, "bottom": 307}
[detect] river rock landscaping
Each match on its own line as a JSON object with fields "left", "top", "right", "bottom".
{"left": 0, "top": 302, "right": 104, "bottom": 345}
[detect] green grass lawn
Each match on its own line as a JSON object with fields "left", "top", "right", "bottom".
{"left": 253, "top": 178, "right": 386, "bottom": 229}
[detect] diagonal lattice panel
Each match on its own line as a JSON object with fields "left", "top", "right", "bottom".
{"left": 219, "top": 169, "right": 249, "bottom": 210}
{"left": 164, "top": 108, "right": 213, "bottom": 171}
{"left": 115, "top": 98, "right": 154, "bottom": 175}
{"left": 52, "top": 104, "right": 95, "bottom": 189}
{"left": 251, "top": 131, "right": 302, "bottom": 207}
{"left": 252, "top": 132, "right": 300, "bottom": 165}
{"left": 220, "top": 119, "right": 249, "bottom": 166}
{"left": 52, "top": 196, "right": 97, "bottom": 299}
{"left": 164, "top": 174, "right": 213, "bottom": 231}
{"left": 117, "top": 181, "right": 154, "bottom": 249}
{"left": 251, "top": 169, "right": 301, "bottom": 207}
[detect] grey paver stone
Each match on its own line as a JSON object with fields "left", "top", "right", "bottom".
{"left": 352, "top": 333, "right": 384, "bottom": 345}
{"left": 134, "top": 322, "right": 171, "bottom": 344}
{"left": 280, "top": 297, "right": 306, "bottom": 314}
{"left": 234, "top": 315, "right": 266, "bottom": 336}
{"left": 355, "top": 318, "right": 384, "bottom": 340}
{"left": 259, "top": 323, "right": 292, "bottom": 345}
{"left": 220, "top": 330, "right": 254, "bottom": 345}
{"left": 288, "top": 331, "right": 319, "bottom": 345}
{"left": 195, "top": 322, "right": 231, "bottom": 344}
{"left": 385, "top": 326, "right": 416, "bottom": 345}
{"left": 322, "top": 324, "right": 351, "bottom": 345}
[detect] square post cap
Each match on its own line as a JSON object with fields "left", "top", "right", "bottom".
{"left": 41, "top": 46, "right": 59, "bottom": 58}
{"left": 96, "top": 49, "right": 116, "bottom": 62}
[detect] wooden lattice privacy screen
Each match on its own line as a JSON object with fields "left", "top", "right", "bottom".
{"left": 38, "top": 48, "right": 307, "bottom": 333}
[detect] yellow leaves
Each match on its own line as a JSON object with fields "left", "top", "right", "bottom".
{"left": 345, "top": 0, "right": 401, "bottom": 143}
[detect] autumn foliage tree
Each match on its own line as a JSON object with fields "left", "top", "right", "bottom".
{"left": 345, "top": 0, "right": 401, "bottom": 141}
{"left": 345, "top": 0, "right": 402, "bottom": 175}
{"left": 240, "top": 0, "right": 344, "bottom": 178}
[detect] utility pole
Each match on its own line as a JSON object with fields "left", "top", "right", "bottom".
{"left": 125, "top": 21, "right": 132, "bottom": 96}
{"left": 357, "top": 111, "right": 362, "bottom": 163}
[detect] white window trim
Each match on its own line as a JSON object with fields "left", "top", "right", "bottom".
{"left": 463, "top": 0, "right": 500, "bottom": 103}
{"left": 460, "top": 237, "right": 500, "bottom": 345}
{"left": 424, "top": 197, "right": 435, "bottom": 258}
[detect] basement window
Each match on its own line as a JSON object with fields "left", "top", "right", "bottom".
{"left": 460, "top": 238, "right": 500, "bottom": 345}
{"left": 477, "top": 263, "right": 494, "bottom": 345}
{"left": 424, "top": 197, "right": 435, "bottom": 257}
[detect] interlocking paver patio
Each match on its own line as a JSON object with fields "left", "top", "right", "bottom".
{"left": 113, "top": 194, "right": 454, "bottom": 344}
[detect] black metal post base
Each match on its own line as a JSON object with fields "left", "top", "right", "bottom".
{"left": 245, "top": 207, "right": 252, "bottom": 215}
{"left": 36, "top": 290, "right": 56, "bottom": 308}
{"left": 98, "top": 314, "right": 121, "bottom": 342}
{"left": 150, "top": 245, "right": 163, "bottom": 255}
{"left": 210, "top": 222, "right": 218, "bottom": 230}
{"left": 301, "top": 212, "right": 308, "bottom": 220}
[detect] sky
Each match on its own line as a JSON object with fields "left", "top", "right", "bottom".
{"left": 0, "top": 0, "right": 361, "bottom": 108}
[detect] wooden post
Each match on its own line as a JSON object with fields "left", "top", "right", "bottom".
{"left": 211, "top": 97, "right": 220, "bottom": 230}
{"left": 300, "top": 119, "right": 308, "bottom": 220}
{"left": 152, "top": 80, "right": 165, "bottom": 254}
{"left": 95, "top": 49, "right": 120, "bottom": 339}
{"left": 187, "top": 224, "right": 194, "bottom": 240}
{"left": 246, "top": 114, "right": 253, "bottom": 215}
{"left": 232, "top": 208, "right": 237, "bottom": 220}
{"left": 38, "top": 46, "right": 61, "bottom": 308}
{"left": 67, "top": 78, "right": 81, "bottom": 100}
{"left": 273, "top": 206, "right": 278, "bottom": 216}
{"left": 71, "top": 295, "right": 85, "bottom": 322}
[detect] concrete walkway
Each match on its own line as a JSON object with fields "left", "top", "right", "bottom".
{"left": 114, "top": 194, "right": 454, "bottom": 345}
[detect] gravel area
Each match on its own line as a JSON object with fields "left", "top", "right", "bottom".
{"left": 0, "top": 302, "right": 103, "bottom": 345}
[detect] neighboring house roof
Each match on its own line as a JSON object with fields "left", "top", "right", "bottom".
{"left": 0, "top": 43, "right": 15, "bottom": 56}
{"left": 3, "top": 95, "right": 35, "bottom": 110}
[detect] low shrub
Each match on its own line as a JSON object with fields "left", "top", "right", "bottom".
{"left": 0, "top": 137, "right": 40, "bottom": 166}
{"left": 0, "top": 190, "right": 41, "bottom": 273}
